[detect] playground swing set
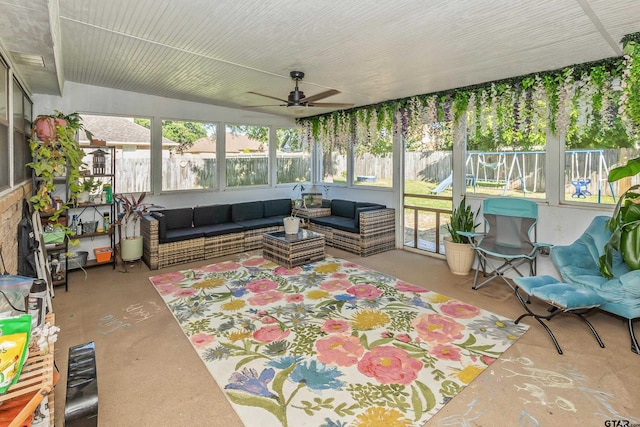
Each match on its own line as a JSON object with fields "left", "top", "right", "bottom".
{"left": 431, "top": 150, "right": 616, "bottom": 203}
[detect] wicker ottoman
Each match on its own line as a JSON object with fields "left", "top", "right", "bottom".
{"left": 263, "top": 230, "right": 325, "bottom": 268}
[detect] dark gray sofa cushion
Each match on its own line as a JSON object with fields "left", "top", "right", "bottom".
{"left": 331, "top": 199, "right": 355, "bottom": 218}
{"left": 163, "top": 228, "right": 204, "bottom": 244}
{"left": 263, "top": 199, "right": 291, "bottom": 217}
{"left": 162, "top": 207, "right": 194, "bottom": 230}
{"left": 232, "top": 201, "right": 264, "bottom": 222}
{"left": 311, "top": 216, "right": 359, "bottom": 234}
{"left": 195, "top": 223, "right": 245, "bottom": 237}
{"left": 235, "top": 216, "right": 286, "bottom": 231}
{"left": 193, "top": 204, "right": 232, "bottom": 227}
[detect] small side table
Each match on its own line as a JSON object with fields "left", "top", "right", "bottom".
{"left": 263, "top": 230, "right": 325, "bottom": 268}
{"left": 291, "top": 207, "right": 331, "bottom": 219}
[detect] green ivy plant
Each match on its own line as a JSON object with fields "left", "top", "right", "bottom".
{"left": 599, "top": 157, "right": 640, "bottom": 278}
{"left": 27, "top": 112, "right": 91, "bottom": 242}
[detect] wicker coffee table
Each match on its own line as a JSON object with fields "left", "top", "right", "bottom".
{"left": 262, "top": 229, "right": 325, "bottom": 268}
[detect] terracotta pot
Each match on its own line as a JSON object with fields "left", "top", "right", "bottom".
{"left": 443, "top": 236, "right": 476, "bottom": 275}
{"left": 34, "top": 117, "right": 67, "bottom": 143}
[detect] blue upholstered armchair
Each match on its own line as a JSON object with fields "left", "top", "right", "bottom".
{"left": 551, "top": 216, "right": 640, "bottom": 354}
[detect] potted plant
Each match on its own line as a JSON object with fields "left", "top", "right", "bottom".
{"left": 443, "top": 196, "right": 480, "bottom": 275}
{"left": 292, "top": 183, "right": 307, "bottom": 209}
{"left": 115, "top": 192, "right": 157, "bottom": 261}
{"left": 599, "top": 157, "right": 640, "bottom": 278}
{"left": 78, "top": 176, "right": 103, "bottom": 204}
{"left": 27, "top": 112, "right": 90, "bottom": 227}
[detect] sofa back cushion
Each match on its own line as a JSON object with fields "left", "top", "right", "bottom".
{"left": 162, "top": 207, "right": 194, "bottom": 230}
{"left": 331, "top": 199, "right": 355, "bottom": 219}
{"left": 193, "top": 204, "right": 232, "bottom": 227}
{"left": 263, "top": 199, "right": 291, "bottom": 217}
{"left": 232, "top": 201, "right": 264, "bottom": 222}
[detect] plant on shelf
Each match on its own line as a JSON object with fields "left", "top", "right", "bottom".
{"left": 599, "top": 157, "right": 640, "bottom": 278}
{"left": 114, "top": 192, "right": 158, "bottom": 261}
{"left": 443, "top": 196, "right": 480, "bottom": 275}
{"left": 78, "top": 176, "right": 103, "bottom": 203}
{"left": 27, "top": 111, "right": 91, "bottom": 221}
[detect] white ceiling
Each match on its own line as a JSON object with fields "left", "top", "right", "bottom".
{"left": 1, "top": 0, "right": 639, "bottom": 118}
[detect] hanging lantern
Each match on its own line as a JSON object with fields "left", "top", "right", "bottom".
{"left": 92, "top": 149, "right": 107, "bottom": 175}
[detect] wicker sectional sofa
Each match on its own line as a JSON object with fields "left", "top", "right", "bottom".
{"left": 140, "top": 198, "right": 395, "bottom": 270}
{"left": 307, "top": 199, "right": 396, "bottom": 257}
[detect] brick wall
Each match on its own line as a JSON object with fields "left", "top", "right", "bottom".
{"left": 0, "top": 183, "right": 32, "bottom": 274}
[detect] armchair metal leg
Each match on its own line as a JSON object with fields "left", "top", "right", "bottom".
{"left": 629, "top": 318, "right": 639, "bottom": 355}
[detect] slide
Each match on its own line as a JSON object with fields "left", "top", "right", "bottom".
{"left": 430, "top": 173, "right": 453, "bottom": 194}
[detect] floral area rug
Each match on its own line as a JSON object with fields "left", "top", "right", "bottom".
{"left": 149, "top": 255, "right": 528, "bottom": 427}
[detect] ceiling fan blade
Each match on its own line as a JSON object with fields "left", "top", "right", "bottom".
{"left": 300, "top": 89, "right": 340, "bottom": 104}
{"left": 307, "top": 102, "right": 355, "bottom": 108}
{"left": 247, "top": 91, "right": 288, "bottom": 103}
{"left": 242, "top": 104, "right": 287, "bottom": 108}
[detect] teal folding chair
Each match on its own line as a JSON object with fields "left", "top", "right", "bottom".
{"left": 461, "top": 198, "right": 550, "bottom": 290}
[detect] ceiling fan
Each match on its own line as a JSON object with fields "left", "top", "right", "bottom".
{"left": 246, "top": 71, "right": 354, "bottom": 109}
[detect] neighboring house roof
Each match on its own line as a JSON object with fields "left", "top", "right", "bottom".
{"left": 185, "top": 133, "right": 265, "bottom": 154}
{"left": 79, "top": 115, "right": 176, "bottom": 147}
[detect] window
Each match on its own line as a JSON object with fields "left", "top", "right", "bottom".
{"left": 319, "top": 141, "right": 347, "bottom": 184}
{"left": 12, "top": 79, "right": 30, "bottom": 183}
{"left": 353, "top": 129, "right": 393, "bottom": 188}
{"left": 465, "top": 86, "right": 547, "bottom": 200}
{"left": 276, "top": 128, "right": 310, "bottom": 184}
{"left": 225, "top": 124, "right": 269, "bottom": 187}
{"left": 81, "top": 114, "right": 152, "bottom": 193}
{"left": 0, "top": 61, "right": 7, "bottom": 190}
{"left": 161, "top": 120, "right": 217, "bottom": 191}
{"left": 562, "top": 85, "right": 639, "bottom": 205}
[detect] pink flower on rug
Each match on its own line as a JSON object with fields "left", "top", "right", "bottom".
{"left": 246, "top": 279, "right": 279, "bottom": 293}
{"left": 481, "top": 355, "right": 496, "bottom": 365}
{"left": 174, "top": 288, "right": 198, "bottom": 298}
{"left": 243, "top": 257, "right": 268, "bottom": 267}
{"left": 260, "top": 316, "right": 278, "bottom": 324}
{"left": 190, "top": 332, "right": 215, "bottom": 348}
{"left": 357, "top": 346, "right": 422, "bottom": 385}
{"left": 248, "top": 290, "right": 284, "bottom": 306}
{"left": 274, "top": 266, "right": 302, "bottom": 276}
{"left": 412, "top": 313, "right": 465, "bottom": 343}
{"left": 321, "top": 319, "right": 351, "bottom": 334}
{"left": 316, "top": 334, "right": 364, "bottom": 367}
{"left": 343, "top": 262, "right": 365, "bottom": 270}
{"left": 320, "top": 279, "right": 353, "bottom": 292}
{"left": 396, "top": 281, "right": 429, "bottom": 293}
{"left": 330, "top": 272, "right": 349, "bottom": 279}
{"left": 286, "top": 293, "right": 304, "bottom": 303}
{"left": 440, "top": 301, "right": 481, "bottom": 319}
{"left": 150, "top": 271, "right": 185, "bottom": 286}
{"left": 347, "top": 284, "right": 383, "bottom": 299}
{"left": 253, "top": 325, "right": 290, "bottom": 343}
{"left": 395, "top": 333, "right": 411, "bottom": 343}
{"left": 154, "top": 283, "right": 181, "bottom": 296}
{"left": 430, "top": 344, "right": 462, "bottom": 361}
{"left": 200, "top": 262, "right": 241, "bottom": 273}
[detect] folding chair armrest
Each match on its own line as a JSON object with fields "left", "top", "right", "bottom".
{"left": 533, "top": 242, "right": 553, "bottom": 248}
{"left": 457, "top": 231, "right": 480, "bottom": 239}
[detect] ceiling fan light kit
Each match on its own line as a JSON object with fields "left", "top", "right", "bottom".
{"left": 246, "top": 70, "right": 354, "bottom": 110}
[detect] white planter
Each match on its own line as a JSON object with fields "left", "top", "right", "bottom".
{"left": 283, "top": 217, "right": 301, "bottom": 234}
{"left": 78, "top": 192, "right": 90, "bottom": 203}
{"left": 443, "top": 236, "right": 476, "bottom": 275}
{"left": 121, "top": 236, "right": 143, "bottom": 261}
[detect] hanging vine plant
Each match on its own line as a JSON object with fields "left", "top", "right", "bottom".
{"left": 298, "top": 33, "right": 639, "bottom": 148}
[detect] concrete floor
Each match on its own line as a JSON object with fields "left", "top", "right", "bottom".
{"left": 52, "top": 248, "right": 639, "bottom": 426}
